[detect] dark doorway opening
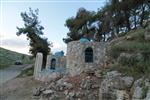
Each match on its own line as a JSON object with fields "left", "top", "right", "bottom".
{"left": 51, "top": 58, "right": 56, "bottom": 69}
{"left": 85, "top": 47, "right": 93, "bottom": 63}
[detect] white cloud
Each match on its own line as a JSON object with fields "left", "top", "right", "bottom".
{"left": 0, "top": 37, "right": 29, "bottom": 54}
{"left": 1, "top": 45, "right": 30, "bottom": 55}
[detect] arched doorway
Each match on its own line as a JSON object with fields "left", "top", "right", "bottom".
{"left": 51, "top": 58, "right": 56, "bottom": 69}
{"left": 85, "top": 47, "right": 93, "bottom": 63}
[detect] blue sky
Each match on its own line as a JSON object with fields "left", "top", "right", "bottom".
{"left": 0, "top": 0, "right": 106, "bottom": 54}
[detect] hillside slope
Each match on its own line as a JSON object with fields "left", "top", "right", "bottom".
{"left": 0, "top": 47, "right": 33, "bottom": 69}
{"left": 107, "top": 24, "right": 150, "bottom": 78}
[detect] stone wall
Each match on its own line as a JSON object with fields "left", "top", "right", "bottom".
{"left": 66, "top": 41, "right": 106, "bottom": 76}
{"left": 46, "top": 55, "right": 66, "bottom": 69}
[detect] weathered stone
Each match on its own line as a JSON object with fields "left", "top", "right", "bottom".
{"left": 80, "top": 78, "right": 95, "bottom": 90}
{"left": 106, "top": 71, "right": 122, "bottom": 78}
{"left": 45, "top": 55, "right": 51, "bottom": 69}
{"left": 40, "top": 93, "right": 59, "bottom": 100}
{"left": 95, "top": 70, "right": 102, "bottom": 78}
{"left": 84, "top": 68, "right": 95, "bottom": 76}
{"left": 34, "top": 53, "right": 43, "bottom": 79}
{"left": 99, "top": 71, "right": 133, "bottom": 100}
{"left": 87, "top": 93, "right": 97, "bottom": 100}
{"left": 66, "top": 91, "right": 76, "bottom": 100}
{"left": 122, "top": 76, "right": 134, "bottom": 89}
{"left": 32, "top": 87, "right": 41, "bottom": 96}
{"left": 54, "top": 78, "right": 73, "bottom": 91}
{"left": 116, "top": 90, "right": 130, "bottom": 100}
{"left": 49, "top": 94, "right": 59, "bottom": 100}
{"left": 36, "top": 71, "right": 62, "bottom": 82}
{"left": 46, "top": 54, "right": 66, "bottom": 69}
{"left": 42, "top": 89, "right": 54, "bottom": 95}
{"left": 91, "top": 84, "right": 99, "bottom": 89}
{"left": 66, "top": 90, "right": 85, "bottom": 100}
{"left": 144, "top": 89, "right": 150, "bottom": 100}
{"left": 132, "top": 86, "right": 143, "bottom": 99}
{"left": 131, "top": 78, "right": 150, "bottom": 100}
{"left": 126, "top": 35, "right": 133, "bottom": 40}
{"left": 67, "top": 41, "right": 106, "bottom": 76}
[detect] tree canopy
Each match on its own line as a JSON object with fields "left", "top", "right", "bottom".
{"left": 16, "top": 8, "right": 51, "bottom": 67}
{"left": 63, "top": 0, "right": 150, "bottom": 43}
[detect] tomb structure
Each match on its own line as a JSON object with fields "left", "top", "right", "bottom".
{"left": 34, "top": 39, "right": 106, "bottom": 81}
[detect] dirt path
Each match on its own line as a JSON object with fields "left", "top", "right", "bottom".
{"left": 0, "top": 64, "right": 33, "bottom": 84}
{"left": 0, "top": 76, "right": 42, "bottom": 100}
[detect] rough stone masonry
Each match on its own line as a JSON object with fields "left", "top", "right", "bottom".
{"left": 66, "top": 41, "right": 106, "bottom": 76}
{"left": 34, "top": 40, "right": 106, "bottom": 81}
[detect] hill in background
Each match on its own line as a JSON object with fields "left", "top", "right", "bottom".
{"left": 0, "top": 47, "right": 34, "bottom": 69}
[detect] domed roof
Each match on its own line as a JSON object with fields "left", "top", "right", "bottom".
{"left": 79, "top": 38, "right": 90, "bottom": 43}
{"left": 54, "top": 51, "right": 64, "bottom": 57}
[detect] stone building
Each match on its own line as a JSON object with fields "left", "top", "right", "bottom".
{"left": 34, "top": 52, "right": 66, "bottom": 81}
{"left": 34, "top": 40, "right": 106, "bottom": 81}
{"left": 46, "top": 53, "right": 66, "bottom": 70}
{"left": 66, "top": 41, "right": 106, "bottom": 76}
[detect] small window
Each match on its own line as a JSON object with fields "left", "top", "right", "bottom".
{"left": 85, "top": 47, "right": 93, "bottom": 63}
{"left": 51, "top": 58, "right": 56, "bottom": 69}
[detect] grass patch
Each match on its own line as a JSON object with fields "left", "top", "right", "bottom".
{"left": 142, "top": 83, "right": 149, "bottom": 99}
{"left": 109, "top": 27, "right": 150, "bottom": 59}
{"left": 126, "top": 28, "right": 145, "bottom": 41}
{"left": 107, "top": 61, "right": 150, "bottom": 79}
{"left": 18, "top": 66, "right": 34, "bottom": 77}
{"left": 110, "top": 41, "right": 150, "bottom": 58}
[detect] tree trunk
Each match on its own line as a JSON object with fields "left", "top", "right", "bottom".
{"left": 124, "top": 11, "right": 131, "bottom": 31}
{"left": 134, "top": 13, "right": 137, "bottom": 29}
{"left": 140, "top": 4, "right": 146, "bottom": 27}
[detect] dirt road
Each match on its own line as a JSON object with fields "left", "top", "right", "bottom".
{"left": 0, "top": 76, "right": 42, "bottom": 100}
{"left": 0, "top": 64, "right": 33, "bottom": 84}
{"left": 0, "top": 64, "right": 42, "bottom": 100}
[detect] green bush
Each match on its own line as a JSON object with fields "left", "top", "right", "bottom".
{"left": 18, "top": 66, "right": 34, "bottom": 77}
{"left": 118, "top": 56, "right": 137, "bottom": 67}
{"left": 126, "top": 29, "right": 145, "bottom": 42}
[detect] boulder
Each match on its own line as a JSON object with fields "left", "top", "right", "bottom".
{"left": 106, "top": 71, "right": 122, "bottom": 78}
{"left": 42, "top": 89, "right": 54, "bottom": 95}
{"left": 144, "top": 89, "right": 150, "bottom": 100}
{"left": 132, "top": 86, "right": 143, "bottom": 99}
{"left": 95, "top": 70, "right": 102, "bottom": 78}
{"left": 126, "top": 35, "right": 134, "bottom": 40}
{"left": 80, "top": 76, "right": 98, "bottom": 90}
{"left": 131, "top": 78, "right": 150, "bottom": 100}
{"left": 99, "top": 71, "right": 134, "bottom": 100}
{"left": 116, "top": 90, "right": 130, "bottom": 100}
{"left": 122, "top": 76, "right": 134, "bottom": 89}
{"left": 55, "top": 78, "right": 73, "bottom": 91}
{"left": 66, "top": 90, "right": 85, "bottom": 100}
{"left": 32, "top": 87, "right": 42, "bottom": 96}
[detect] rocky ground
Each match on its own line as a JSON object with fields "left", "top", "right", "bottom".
{"left": 0, "top": 68, "right": 149, "bottom": 100}
{"left": 0, "top": 76, "right": 43, "bottom": 100}
{"left": 31, "top": 69, "right": 150, "bottom": 100}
